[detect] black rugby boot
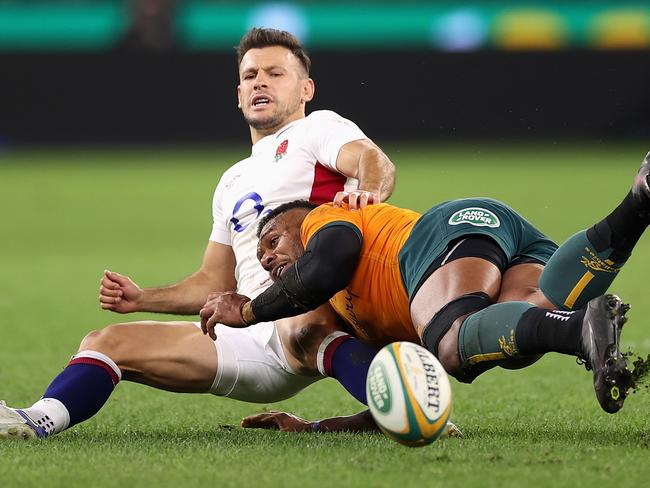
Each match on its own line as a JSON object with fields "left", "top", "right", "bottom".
{"left": 577, "top": 294, "right": 633, "bottom": 414}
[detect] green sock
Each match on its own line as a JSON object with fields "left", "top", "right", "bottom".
{"left": 541, "top": 189, "right": 650, "bottom": 310}
{"left": 457, "top": 301, "right": 584, "bottom": 383}
{"left": 456, "top": 301, "right": 534, "bottom": 383}
{"left": 539, "top": 230, "right": 626, "bottom": 311}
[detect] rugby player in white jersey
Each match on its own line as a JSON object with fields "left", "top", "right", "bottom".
{"left": 0, "top": 27, "right": 396, "bottom": 439}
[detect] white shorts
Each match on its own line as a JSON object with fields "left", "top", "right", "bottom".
{"left": 194, "top": 321, "right": 322, "bottom": 403}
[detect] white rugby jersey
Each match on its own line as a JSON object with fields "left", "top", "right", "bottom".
{"left": 210, "top": 110, "right": 366, "bottom": 297}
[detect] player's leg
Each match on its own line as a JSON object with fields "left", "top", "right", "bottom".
{"left": 277, "top": 305, "right": 379, "bottom": 405}
{"left": 540, "top": 151, "right": 650, "bottom": 310}
{"left": 419, "top": 260, "right": 633, "bottom": 412}
{"left": 497, "top": 262, "right": 554, "bottom": 307}
{"left": 491, "top": 262, "right": 553, "bottom": 370}
{"left": 448, "top": 293, "right": 632, "bottom": 412}
{"left": 412, "top": 237, "right": 633, "bottom": 412}
{"left": 0, "top": 321, "right": 217, "bottom": 440}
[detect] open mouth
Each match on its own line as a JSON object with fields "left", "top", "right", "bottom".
{"left": 273, "top": 264, "right": 286, "bottom": 280}
{"left": 252, "top": 95, "right": 271, "bottom": 107}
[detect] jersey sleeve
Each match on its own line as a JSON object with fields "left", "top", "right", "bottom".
{"left": 301, "top": 203, "right": 363, "bottom": 246}
{"left": 209, "top": 173, "right": 232, "bottom": 245}
{"left": 304, "top": 110, "right": 368, "bottom": 172}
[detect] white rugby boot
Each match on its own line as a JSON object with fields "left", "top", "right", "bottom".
{"left": 0, "top": 401, "right": 46, "bottom": 440}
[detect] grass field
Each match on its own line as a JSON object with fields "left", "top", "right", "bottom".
{"left": 1, "top": 143, "right": 650, "bottom": 487}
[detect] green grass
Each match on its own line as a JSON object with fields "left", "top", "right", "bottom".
{"left": 2, "top": 143, "right": 650, "bottom": 487}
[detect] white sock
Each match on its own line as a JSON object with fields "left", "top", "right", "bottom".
{"left": 316, "top": 331, "right": 352, "bottom": 376}
{"left": 21, "top": 398, "right": 70, "bottom": 436}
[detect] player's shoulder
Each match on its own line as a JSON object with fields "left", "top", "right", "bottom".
{"left": 213, "top": 154, "right": 253, "bottom": 192}
{"left": 220, "top": 154, "right": 253, "bottom": 177}
{"left": 302, "top": 203, "right": 361, "bottom": 239}
{"left": 308, "top": 203, "right": 361, "bottom": 223}
{"left": 305, "top": 110, "right": 357, "bottom": 126}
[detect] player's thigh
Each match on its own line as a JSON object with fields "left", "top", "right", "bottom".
{"left": 498, "top": 263, "right": 555, "bottom": 308}
{"left": 212, "top": 321, "right": 321, "bottom": 403}
{"left": 410, "top": 257, "right": 501, "bottom": 338}
{"left": 80, "top": 321, "right": 217, "bottom": 393}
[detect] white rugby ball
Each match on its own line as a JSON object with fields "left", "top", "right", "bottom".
{"left": 366, "top": 342, "right": 452, "bottom": 447}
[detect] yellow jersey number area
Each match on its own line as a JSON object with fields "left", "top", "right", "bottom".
{"left": 366, "top": 342, "right": 452, "bottom": 447}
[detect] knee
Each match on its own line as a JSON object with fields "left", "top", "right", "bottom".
{"left": 285, "top": 324, "right": 331, "bottom": 370}
{"left": 78, "top": 323, "right": 128, "bottom": 357}
{"left": 277, "top": 307, "right": 345, "bottom": 374}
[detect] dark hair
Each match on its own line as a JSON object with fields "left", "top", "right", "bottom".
{"left": 257, "top": 200, "right": 317, "bottom": 237}
{"left": 237, "top": 27, "right": 311, "bottom": 76}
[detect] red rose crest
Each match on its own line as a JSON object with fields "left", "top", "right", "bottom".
{"left": 274, "top": 139, "right": 288, "bottom": 162}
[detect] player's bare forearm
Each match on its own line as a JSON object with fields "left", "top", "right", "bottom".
{"left": 335, "top": 139, "right": 396, "bottom": 204}
{"left": 101, "top": 241, "right": 237, "bottom": 315}
{"left": 314, "top": 410, "right": 378, "bottom": 433}
{"left": 356, "top": 146, "right": 395, "bottom": 202}
{"left": 138, "top": 270, "right": 234, "bottom": 315}
{"left": 241, "top": 410, "right": 378, "bottom": 433}
{"left": 141, "top": 240, "right": 236, "bottom": 314}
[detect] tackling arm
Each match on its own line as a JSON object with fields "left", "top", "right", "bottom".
{"left": 200, "top": 224, "right": 361, "bottom": 332}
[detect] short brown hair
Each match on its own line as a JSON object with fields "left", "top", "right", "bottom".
{"left": 237, "top": 27, "right": 311, "bottom": 76}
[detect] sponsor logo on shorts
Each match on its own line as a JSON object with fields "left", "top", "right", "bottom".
{"left": 368, "top": 362, "right": 392, "bottom": 414}
{"left": 448, "top": 207, "right": 500, "bottom": 228}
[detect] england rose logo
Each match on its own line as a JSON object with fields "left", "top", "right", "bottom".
{"left": 274, "top": 139, "right": 288, "bottom": 162}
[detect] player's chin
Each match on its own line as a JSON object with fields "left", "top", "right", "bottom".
{"left": 244, "top": 112, "right": 282, "bottom": 131}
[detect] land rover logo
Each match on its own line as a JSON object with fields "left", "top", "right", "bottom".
{"left": 368, "top": 362, "right": 392, "bottom": 414}
{"left": 449, "top": 207, "right": 500, "bottom": 228}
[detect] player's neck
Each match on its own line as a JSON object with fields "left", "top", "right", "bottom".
{"left": 249, "top": 112, "right": 306, "bottom": 145}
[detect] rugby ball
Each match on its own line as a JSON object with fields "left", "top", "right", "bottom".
{"left": 366, "top": 342, "right": 452, "bottom": 447}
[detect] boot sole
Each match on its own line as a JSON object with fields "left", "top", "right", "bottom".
{"left": 0, "top": 423, "right": 38, "bottom": 440}
{"left": 599, "top": 295, "right": 633, "bottom": 412}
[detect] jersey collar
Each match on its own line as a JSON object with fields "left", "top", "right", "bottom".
{"left": 251, "top": 117, "right": 303, "bottom": 156}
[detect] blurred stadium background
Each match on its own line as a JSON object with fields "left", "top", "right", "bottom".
{"left": 0, "top": 0, "right": 649, "bottom": 144}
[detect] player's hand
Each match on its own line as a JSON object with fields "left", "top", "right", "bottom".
{"left": 333, "top": 190, "right": 380, "bottom": 210}
{"left": 200, "top": 292, "right": 251, "bottom": 339}
{"left": 99, "top": 270, "right": 143, "bottom": 313}
{"left": 241, "top": 411, "right": 313, "bottom": 433}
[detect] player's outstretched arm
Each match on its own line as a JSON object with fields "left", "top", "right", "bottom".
{"left": 242, "top": 410, "right": 464, "bottom": 438}
{"left": 333, "top": 139, "right": 396, "bottom": 209}
{"left": 99, "top": 241, "right": 237, "bottom": 315}
{"left": 241, "top": 410, "right": 378, "bottom": 433}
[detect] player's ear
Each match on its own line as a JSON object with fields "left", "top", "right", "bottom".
{"left": 301, "top": 78, "right": 315, "bottom": 103}
{"left": 237, "top": 85, "right": 242, "bottom": 109}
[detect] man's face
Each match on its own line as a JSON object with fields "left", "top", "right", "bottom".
{"left": 237, "top": 46, "right": 314, "bottom": 133}
{"left": 257, "top": 210, "right": 307, "bottom": 281}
